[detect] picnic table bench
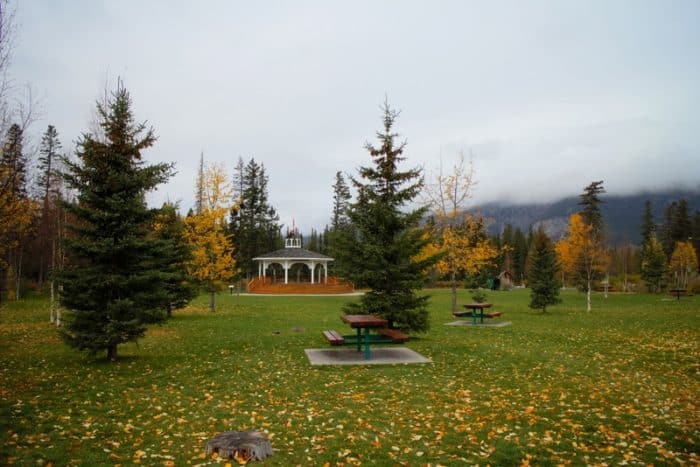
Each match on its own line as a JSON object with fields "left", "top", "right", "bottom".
{"left": 322, "top": 328, "right": 409, "bottom": 345}
{"left": 452, "top": 310, "right": 503, "bottom": 318}
{"left": 323, "top": 314, "right": 410, "bottom": 360}
{"left": 322, "top": 330, "right": 346, "bottom": 345}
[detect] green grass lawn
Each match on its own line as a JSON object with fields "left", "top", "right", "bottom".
{"left": 1, "top": 289, "right": 698, "bottom": 466}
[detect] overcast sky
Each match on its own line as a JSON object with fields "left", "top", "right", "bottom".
{"left": 12, "top": 0, "right": 700, "bottom": 231}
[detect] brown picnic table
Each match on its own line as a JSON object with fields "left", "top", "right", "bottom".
{"left": 451, "top": 303, "right": 504, "bottom": 325}
{"left": 322, "top": 315, "right": 410, "bottom": 360}
{"left": 669, "top": 289, "right": 688, "bottom": 300}
{"left": 341, "top": 314, "right": 388, "bottom": 360}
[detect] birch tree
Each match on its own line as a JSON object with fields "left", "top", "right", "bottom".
{"left": 556, "top": 213, "right": 609, "bottom": 311}
{"left": 669, "top": 240, "right": 697, "bottom": 290}
{"left": 423, "top": 152, "right": 497, "bottom": 313}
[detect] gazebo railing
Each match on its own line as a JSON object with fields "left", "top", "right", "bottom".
{"left": 247, "top": 276, "right": 354, "bottom": 294}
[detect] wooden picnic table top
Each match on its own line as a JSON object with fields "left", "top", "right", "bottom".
{"left": 463, "top": 303, "right": 492, "bottom": 310}
{"left": 341, "top": 314, "right": 388, "bottom": 328}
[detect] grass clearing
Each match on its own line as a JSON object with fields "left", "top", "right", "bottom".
{"left": 1, "top": 289, "right": 698, "bottom": 465}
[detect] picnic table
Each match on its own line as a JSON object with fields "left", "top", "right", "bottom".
{"left": 342, "top": 314, "right": 388, "bottom": 360}
{"left": 452, "top": 303, "right": 503, "bottom": 325}
{"left": 322, "top": 315, "right": 409, "bottom": 360}
{"left": 669, "top": 288, "right": 688, "bottom": 300}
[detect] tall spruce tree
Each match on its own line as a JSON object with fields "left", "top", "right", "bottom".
{"left": 36, "top": 125, "right": 63, "bottom": 286}
{"left": 59, "top": 84, "right": 174, "bottom": 361}
{"left": 527, "top": 227, "right": 561, "bottom": 312}
{"left": 661, "top": 198, "right": 692, "bottom": 257}
{"left": 640, "top": 200, "right": 655, "bottom": 247}
{"left": 0, "top": 123, "right": 31, "bottom": 300}
{"left": 329, "top": 171, "right": 352, "bottom": 273}
{"left": 152, "top": 202, "right": 197, "bottom": 317}
{"left": 579, "top": 180, "right": 606, "bottom": 235}
{"left": 228, "top": 158, "right": 281, "bottom": 279}
{"left": 331, "top": 171, "right": 351, "bottom": 230}
{"left": 641, "top": 233, "right": 667, "bottom": 293}
{"left": 195, "top": 152, "right": 205, "bottom": 215}
{"left": 512, "top": 227, "right": 528, "bottom": 284}
{"left": 577, "top": 180, "right": 608, "bottom": 310}
{"left": 336, "top": 101, "right": 438, "bottom": 332}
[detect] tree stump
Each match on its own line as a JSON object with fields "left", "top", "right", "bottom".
{"left": 205, "top": 430, "right": 273, "bottom": 461}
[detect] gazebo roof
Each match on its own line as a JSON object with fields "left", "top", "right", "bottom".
{"left": 253, "top": 248, "right": 333, "bottom": 261}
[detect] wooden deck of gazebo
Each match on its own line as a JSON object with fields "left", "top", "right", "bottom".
{"left": 247, "top": 276, "right": 354, "bottom": 294}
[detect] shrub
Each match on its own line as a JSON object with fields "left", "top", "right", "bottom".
{"left": 470, "top": 289, "right": 487, "bottom": 303}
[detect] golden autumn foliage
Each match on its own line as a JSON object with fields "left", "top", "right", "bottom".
{"left": 0, "top": 195, "right": 34, "bottom": 267}
{"left": 422, "top": 153, "right": 496, "bottom": 311}
{"left": 669, "top": 240, "right": 698, "bottom": 289}
{"left": 0, "top": 159, "right": 36, "bottom": 300}
{"left": 432, "top": 217, "right": 499, "bottom": 277}
{"left": 555, "top": 213, "right": 609, "bottom": 311}
{"left": 183, "top": 163, "right": 236, "bottom": 309}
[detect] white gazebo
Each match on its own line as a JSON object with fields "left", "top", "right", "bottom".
{"left": 253, "top": 237, "right": 334, "bottom": 284}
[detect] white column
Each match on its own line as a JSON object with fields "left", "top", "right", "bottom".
{"left": 310, "top": 261, "right": 315, "bottom": 284}
{"left": 284, "top": 261, "right": 289, "bottom": 284}
{"left": 324, "top": 263, "right": 328, "bottom": 284}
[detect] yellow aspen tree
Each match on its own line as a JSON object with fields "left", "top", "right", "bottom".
{"left": 669, "top": 241, "right": 698, "bottom": 290}
{"left": 184, "top": 162, "right": 236, "bottom": 311}
{"left": 555, "top": 230, "right": 577, "bottom": 287}
{"left": 423, "top": 152, "right": 497, "bottom": 313}
{"left": 0, "top": 169, "right": 35, "bottom": 302}
{"left": 556, "top": 213, "right": 609, "bottom": 312}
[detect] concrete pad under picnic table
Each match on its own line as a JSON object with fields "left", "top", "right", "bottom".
{"left": 445, "top": 320, "right": 512, "bottom": 327}
{"left": 305, "top": 347, "right": 431, "bottom": 365}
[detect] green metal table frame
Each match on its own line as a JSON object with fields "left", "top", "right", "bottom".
{"left": 340, "top": 314, "right": 389, "bottom": 360}
{"left": 463, "top": 303, "right": 492, "bottom": 325}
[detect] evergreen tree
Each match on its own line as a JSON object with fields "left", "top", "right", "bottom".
{"left": 231, "top": 156, "right": 245, "bottom": 203}
{"left": 37, "top": 126, "right": 63, "bottom": 204}
{"left": 329, "top": 171, "right": 352, "bottom": 274}
{"left": 152, "top": 202, "right": 197, "bottom": 317}
{"left": 228, "top": 158, "right": 281, "bottom": 279}
{"left": 675, "top": 199, "right": 692, "bottom": 240}
{"left": 1, "top": 124, "right": 28, "bottom": 199}
{"left": 0, "top": 123, "right": 31, "bottom": 300}
{"left": 512, "top": 227, "right": 528, "bottom": 284}
{"left": 579, "top": 180, "right": 606, "bottom": 236}
{"left": 336, "top": 101, "right": 438, "bottom": 332}
{"left": 195, "top": 152, "right": 205, "bottom": 215}
{"left": 576, "top": 180, "right": 607, "bottom": 309}
{"left": 499, "top": 223, "right": 515, "bottom": 276}
{"left": 527, "top": 227, "right": 561, "bottom": 312}
{"left": 660, "top": 199, "right": 692, "bottom": 257}
{"left": 331, "top": 171, "right": 351, "bottom": 230}
{"left": 502, "top": 223, "right": 514, "bottom": 247}
{"left": 640, "top": 200, "right": 655, "bottom": 247}
{"left": 59, "top": 84, "right": 174, "bottom": 361}
{"left": 641, "top": 233, "right": 667, "bottom": 293}
{"left": 307, "top": 228, "right": 319, "bottom": 251}
{"left": 36, "top": 125, "right": 63, "bottom": 286}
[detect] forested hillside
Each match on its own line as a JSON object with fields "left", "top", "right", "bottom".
{"left": 473, "top": 189, "right": 700, "bottom": 245}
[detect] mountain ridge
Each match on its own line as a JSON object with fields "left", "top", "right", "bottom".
{"left": 469, "top": 189, "right": 700, "bottom": 245}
